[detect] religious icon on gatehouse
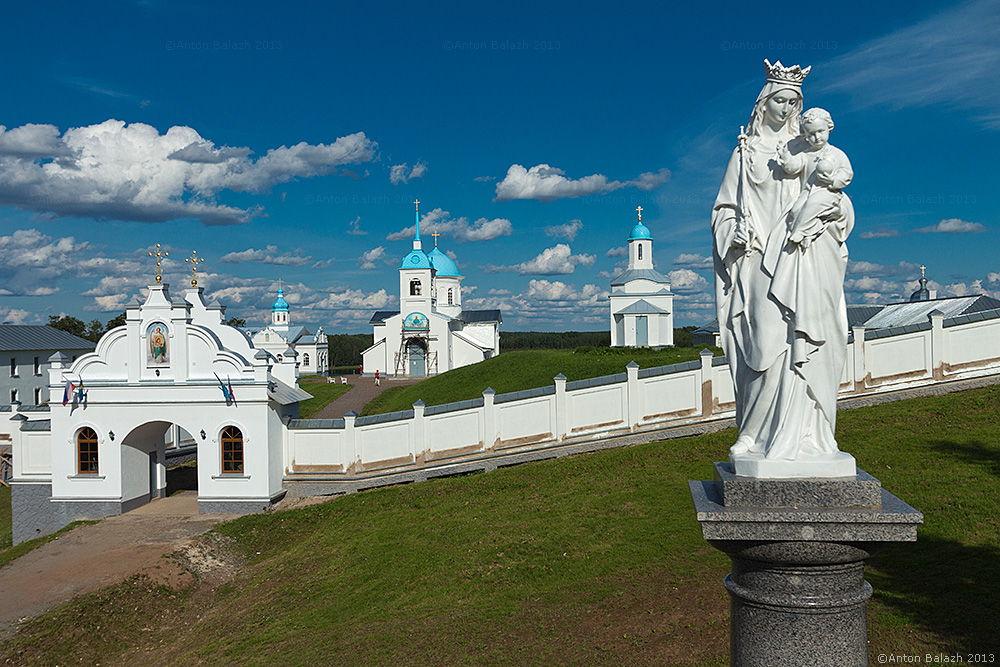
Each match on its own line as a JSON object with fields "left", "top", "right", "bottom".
{"left": 147, "top": 322, "right": 169, "bottom": 366}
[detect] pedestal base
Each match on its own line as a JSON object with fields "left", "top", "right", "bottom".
{"left": 730, "top": 450, "right": 857, "bottom": 479}
{"left": 690, "top": 465, "right": 922, "bottom": 666}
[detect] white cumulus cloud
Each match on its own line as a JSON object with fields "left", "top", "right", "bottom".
{"left": 389, "top": 161, "right": 428, "bottom": 185}
{"left": 545, "top": 219, "right": 583, "bottom": 241}
{"left": 494, "top": 164, "right": 670, "bottom": 202}
{"left": 914, "top": 218, "right": 987, "bottom": 234}
{"left": 485, "top": 244, "right": 596, "bottom": 276}
{"left": 387, "top": 207, "right": 512, "bottom": 243}
{"left": 0, "top": 120, "right": 377, "bottom": 225}
{"left": 219, "top": 245, "right": 312, "bottom": 266}
{"left": 358, "top": 246, "right": 387, "bottom": 270}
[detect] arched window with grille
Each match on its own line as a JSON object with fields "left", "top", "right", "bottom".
{"left": 77, "top": 427, "right": 99, "bottom": 474}
{"left": 221, "top": 426, "right": 244, "bottom": 474}
{"left": 447, "top": 289, "right": 454, "bottom": 305}
{"left": 303, "top": 353, "right": 310, "bottom": 366}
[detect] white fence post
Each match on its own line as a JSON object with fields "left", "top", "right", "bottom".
{"left": 412, "top": 400, "right": 427, "bottom": 463}
{"left": 699, "top": 349, "right": 714, "bottom": 417}
{"left": 483, "top": 387, "right": 497, "bottom": 451}
{"left": 344, "top": 410, "right": 358, "bottom": 473}
{"left": 554, "top": 374, "right": 568, "bottom": 440}
{"left": 929, "top": 310, "right": 945, "bottom": 380}
{"left": 852, "top": 326, "right": 867, "bottom": 391}
{"left": 626, "top": 362, "right": 640, "bottom": 430}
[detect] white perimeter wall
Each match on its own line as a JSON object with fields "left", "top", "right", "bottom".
{"left": 286, "top": 311, "right": 1000, "bottom": 476}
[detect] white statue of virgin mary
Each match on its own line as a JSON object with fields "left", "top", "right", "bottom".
{"left": 711, "top": 60, "right": 856, "bottom": 478}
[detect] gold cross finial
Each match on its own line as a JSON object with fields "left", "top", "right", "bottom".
{"left": 148, "top": 244, "right": 168, "bottom": 284}
{"left": 920, "top": 265, "right": 926, "bottom": 278}
{"left": 414, "top": 198, "right": 420, "bottom": 213}
{"left": 636, "top": 206, "right": 643, "bottom": 224}
{"left": 184, "top": 250, "right": 205, "bottom": 287}
{"left": 278, "top": 278, "right": 283, "bottom": 291}
{"left": 431, "top": 231, "right": 441, "bottom": 247}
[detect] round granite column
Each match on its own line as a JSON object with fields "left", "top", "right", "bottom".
{"left": 717, "top": 542, "right": 877, "bottom": 666}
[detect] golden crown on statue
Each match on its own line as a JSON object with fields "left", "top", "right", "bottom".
{"left": 763, "top": 59, "right": 811, "bottom": 87}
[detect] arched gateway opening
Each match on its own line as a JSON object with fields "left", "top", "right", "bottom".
{"left": 119, "top": 420, "right": 199, "bottom": 512}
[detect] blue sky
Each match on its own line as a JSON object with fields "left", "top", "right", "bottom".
{"left": 1, "top": 0, "right": 998, "bottom": 333}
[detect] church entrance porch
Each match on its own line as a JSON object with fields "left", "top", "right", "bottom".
{"left": 407, "top": 339, "right": 427, "bottom": 377}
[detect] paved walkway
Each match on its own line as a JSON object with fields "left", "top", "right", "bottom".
{"left": 314, "top": 376, "right": 421, "bottom": 419}
{"left": 0, "top": 491, "right": 234, "bottom": 639}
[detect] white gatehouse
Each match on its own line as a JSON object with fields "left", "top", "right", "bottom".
{"left": 6, "top": 281, "right": 308, "bottom": 544}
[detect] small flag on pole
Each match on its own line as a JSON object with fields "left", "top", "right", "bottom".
{"left": 62, "top": 379, "right": 73, "bottom": 406}
{"left": 227, "top": 376, "right": 237, "bottom": 407}
{"left": 214, "top": 373, "right": 234, "bottom": 403}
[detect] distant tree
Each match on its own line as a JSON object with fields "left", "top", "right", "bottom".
{"left": 226, "top": 317, "right": 247, "bottom": 328}
{"left": 672, "top": 326, "right": 697, "bottom": 349}
{"left": 105, "top": 312, "right": 127, "bottom": 330}
{"left": 327, "top": 333, "right": 374, "bottom": 368}
{"left": 47, "top": 315, "right": 87, "bottom": 339}
{"left": 85, "top": 319, "right": 105, "bottom": 342}
{"left": 501, "top": 331, "right": 610, "bottom": 351}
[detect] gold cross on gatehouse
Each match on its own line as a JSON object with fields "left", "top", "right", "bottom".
{"left": 185, "top": 250, "right": 205, "bottom": 287}
{"left": 148, "top": 244, "right": 168, "bottom": 284}
{"left": 431, "top": 231, "right": 441, "bottom": 247}
{"left": 636, "top": 206, "right": 643, "bottom": 223}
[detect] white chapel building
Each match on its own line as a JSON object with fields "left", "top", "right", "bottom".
{"left": 362, "top": 204, "right": 501, "bottom": 377}
{"left": 609, "top": 208, "right": 674, "bottom": 347}
{"left": 250, "top": 284, "right": 328, "bottom": 376}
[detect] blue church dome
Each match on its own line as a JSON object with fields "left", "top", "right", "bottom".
{"left": 400, "top": 249, "right": 432, "bottom": 269}
{"left": 272, "top": 287, "right": 289, "bottom": 312}
{"left": 628, "top": 222, "right": 652, "bottom": 241}
{"left": 428, "top": 247, "right": 461, "bottom": 277}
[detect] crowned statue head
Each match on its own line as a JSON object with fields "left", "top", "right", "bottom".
{"left": 746, "top": 59, "right": 811, "bottom": 140}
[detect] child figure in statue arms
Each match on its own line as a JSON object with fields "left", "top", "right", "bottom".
{"left": 778, "top": 107, "right": 853, "bottom": 248}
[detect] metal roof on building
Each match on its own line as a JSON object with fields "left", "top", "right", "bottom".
{"left": 610, "top": 268, "right": 670, "bottom": 287}
{"left": 369, "top": 310, "right": 400, "bottom": 324}
{"left": 459, "top": 309, "right": 502, "bottom": 324}
{"left": 614, "top": 299, "right": 669, "bottom": 315}
{"left": 268, "top": 379, "right": 313, "bottom": 405}
{"left": 862, "top": 295, "right": 1000, "bottom": 330}
{"left": 0, "top": 326, "right": 96, "bottom": 353}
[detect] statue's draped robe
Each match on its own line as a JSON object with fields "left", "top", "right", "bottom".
{"left": 712, "top": 141, "right": 853, "bottom": 459}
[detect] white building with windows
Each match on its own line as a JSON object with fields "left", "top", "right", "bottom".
{"left": 0, "top": 326, "right": 95, "bottom": 407}
{"left": 362, "top": 205, "right": 501, "bottom": 377}
{"left": 250, "top": 285, "right": 328, "bottom": 376}
{"left": 6, "top": 281, "right": 310, "bottom": 544}
{"left": 609, "top": 210, "right": 674, "bottom": 347}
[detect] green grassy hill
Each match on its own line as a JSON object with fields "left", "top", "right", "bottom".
{"left": 363, "top": 346, "right": 721, "bottom": 415}
{"left": 3, "top": 384, "right": 998, "bottom": 665}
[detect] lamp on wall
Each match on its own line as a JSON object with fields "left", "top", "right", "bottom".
{"left": 200, "top": 429, "right": 206, "bottom": 440}
{"left": 109, "top": 430, "right": 115, "bottom": 441}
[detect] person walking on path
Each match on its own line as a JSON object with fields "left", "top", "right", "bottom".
{"left": 374, "top": 370, "right": 380, "bottom": 386}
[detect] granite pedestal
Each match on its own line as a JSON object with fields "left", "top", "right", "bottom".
{"left": 690, "top": 463, "right": 922, "bottom": 667}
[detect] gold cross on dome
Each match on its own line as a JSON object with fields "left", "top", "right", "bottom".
{"left": 636, "top": 206, "right": 643, "bottom": 223}
{"left": 431, "top": 231, "right": 441, "bottom": 247}
{"left": 920, "top": 265, "right": 926, "bottom": 279}
{"left": 148, "top": 244, "right": 168, "bottom": 284}
{"left": 278, "top": 278, "right": 283, "bottom": 291}
{"left": 184, "top": 250, "right": 205, "bottom": 287}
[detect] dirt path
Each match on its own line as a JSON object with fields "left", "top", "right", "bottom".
{"left": 0, "top": 491, "right": 234, "bottom": 639}
{"left": 314, "top": 376, "right": 421, "bottom": 419}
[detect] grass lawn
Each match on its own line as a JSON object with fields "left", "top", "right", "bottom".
{"left": 0, "top": 485, "right": 10, "bottom": 550}
{"left": 2, "top": 384, "right": 998, "bottom": 666}
{"left": 363, "top": 346, "right": 721, "bottom": 415}
{"left": 296, "top": 377, "right": 352, "bottom": 419}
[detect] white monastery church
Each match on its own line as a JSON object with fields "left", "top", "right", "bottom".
{"left": 609, "top": 207, "right": 674, "bottom": 347}
{"left": 250, "top": 283, "right": 328, "bottom": 376}
{"left": 362, "top": 202, "right": 501, "bottom": 377}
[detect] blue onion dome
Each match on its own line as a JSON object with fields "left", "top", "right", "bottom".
{"left": 428, "top": 247, "right": 461, "bottom": 277}
{"left": 628, "top": 221, "right": 652, "bottom": 241}
{"left": 400, "top": 249, "right": 432, "bottom": 269}
{"left": 272, "top": 287, "right": 289, "bottom": 312}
